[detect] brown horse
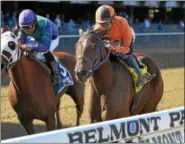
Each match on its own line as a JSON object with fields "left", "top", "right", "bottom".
{"left": 74, "top": 29, "right": 163, "bottom": 123}
{"left": 1, "top": 31, "right": 84, "bottom": 134}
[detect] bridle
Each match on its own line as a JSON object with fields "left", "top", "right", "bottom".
{"left": 76, "top": 32, "right": 112, "bottom": 78}
{"left": 1, "top": 34, "right": 22, "bottom": 75}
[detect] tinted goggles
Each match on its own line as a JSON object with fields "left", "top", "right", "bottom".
{"left": 20, "top": 25, "right": 35, "bottom": 30}
{"left": 20, "top": 22, "right": 36, "bottom": 30}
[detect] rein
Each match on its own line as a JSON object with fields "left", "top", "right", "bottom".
{"left": 76, "top": 32, "right": 112, "bottom": 97}
{"left": 77, "top": 32, "right": 112, "bottom": 78}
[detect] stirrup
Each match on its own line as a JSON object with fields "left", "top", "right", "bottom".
{"left": 137, "top": 79, "right": 145, "bottom": 88}
{"left": 145, "top": 73, "right": 156, "bottom": 81}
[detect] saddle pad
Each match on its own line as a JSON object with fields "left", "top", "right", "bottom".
{"left": 127, "top": 64, "right": 151, "bottom": 93}
{"left": 53, "top": 60, "right": 74, "bottom": 96}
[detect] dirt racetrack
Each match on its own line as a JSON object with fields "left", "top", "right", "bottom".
{"left": 1, "top": 48, "right": 184, "bottom": 140}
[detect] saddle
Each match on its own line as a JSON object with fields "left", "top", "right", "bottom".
{"left": 117, "top": 56, "right": 155, "bottom": 93}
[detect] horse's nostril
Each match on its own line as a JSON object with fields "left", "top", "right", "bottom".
{"left": 74, "top": 69, "right": 77, "bottom": 74}
{"left": 75, "top": 69, "right": 87, "bottom": 77}
{"left": 74, "top": 69, "right": 80, "bottom": 75}
{"left": 1, "top": 64, "right": 4, "bottom": 70}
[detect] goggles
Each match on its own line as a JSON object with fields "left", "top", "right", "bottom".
{"left": 20, "top": 21, "right": 36, "bottom": 30}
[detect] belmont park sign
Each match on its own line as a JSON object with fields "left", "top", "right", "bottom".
{"left": 1, "top": 107, "right": 184, "bottom": 143}
{"left": 67, "top": 108, "right": 184, "bottom": 143}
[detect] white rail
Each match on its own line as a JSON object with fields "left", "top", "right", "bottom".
{"left": 58, "top": 32, "right": 185, "bottom": 38}
{"left": 1, "top": 107, "right": 184, "bottom": 143}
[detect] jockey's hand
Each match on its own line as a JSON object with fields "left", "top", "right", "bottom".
{"left": 103, "top": 40, "right": 115, "bottom": 51}
{"left": 18, "top": 41, "right": 33, "bottom": 52}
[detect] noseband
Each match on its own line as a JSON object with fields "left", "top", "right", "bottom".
{"left": 1, "top": 45, "right": 21, "bottom": 71}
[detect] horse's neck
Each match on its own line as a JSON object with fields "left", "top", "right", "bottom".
{"left": 92, "top": 61, "right": 115, "bottom": 90}
{"left": 9, "top": 56, "right": 45, "bottom": 93}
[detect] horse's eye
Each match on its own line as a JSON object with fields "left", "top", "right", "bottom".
{"left": 8, "top": 41, "right": 16, "bottom": 50}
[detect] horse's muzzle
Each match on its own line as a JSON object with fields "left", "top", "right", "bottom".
{"left": 1, "top": 63, "right": 8, "bottom": 75}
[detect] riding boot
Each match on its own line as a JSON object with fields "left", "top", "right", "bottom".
{"left": 48, "top": 60, "right": 62, "bottom": 85}
{"left": 124, "top": 54, "right": 145, "bottom": 87}
{"left": 44, "top": 51, "right": 62, "bottom": 85}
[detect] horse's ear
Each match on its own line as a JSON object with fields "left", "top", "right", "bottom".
{"left": 12, "top": 25, "right": 19, "bottom": 36}
{"left": 79, "top": 28, "right": 84, "bottom": 36}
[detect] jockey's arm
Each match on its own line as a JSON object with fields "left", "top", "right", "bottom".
{"left": 32, "top": 23, "right": 52, "bottom": 52}
{"left": 114, "top": 19, "right": 133, "bottom": 54}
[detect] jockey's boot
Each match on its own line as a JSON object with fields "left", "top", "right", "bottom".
{"left": 125, "top": 54, "right": 145, "bottom": 88}
{"left": 44, "top": 51, "right": 62, "bottom": 85}
{"left": 49, "top": 60, "right": 62, "bottom": 85}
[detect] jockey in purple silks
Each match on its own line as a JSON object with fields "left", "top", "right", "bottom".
{"left": 17, "top": 9, "right": 62, "bottom": 85}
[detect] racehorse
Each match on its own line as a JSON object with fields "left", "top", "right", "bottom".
{"left": 74, "top": 29, "right": 163, "bottom": 123}
{"left": 1, "top": 31, "right": 85, "bottom": 134}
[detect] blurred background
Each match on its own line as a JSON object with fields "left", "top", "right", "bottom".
{"left": 1, "top": 1, "right": 185, "bottom": 32}
{"left": 1, "top": 1, "right": 185, "bottom": 53}
{"left": 1, "top": 1, "right": 184, "bottom": 140}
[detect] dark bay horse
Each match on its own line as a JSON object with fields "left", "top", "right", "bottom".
{"left": 1, "top": 31, "right": 84, "bottom": 134}
{"left": 74, "top": 29, "right": 163, "bottom": 123}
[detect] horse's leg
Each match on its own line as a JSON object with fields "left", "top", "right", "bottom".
{"left": 46, "top": 113, "right": 56, "bottom": 131}
{"left": 56, "top": 101, "right": 62, "bottom": 129}
{"left": 131, "top": 79, "right": 163, "bottom": 115}
{"left": 101, "top": 93, "right": 130, "bottom": 120}
{"left": 101, "top": 105, "right": 129, "bottom": 121}
{"left": 88, "top": 84, "right": 102, "bottom": 123}
{"left": 141, "top": 78, "right": 163, "bottom": 114}
{"left": 140, "top": 89, "right": 163, "bottom": 114}
{"left": 101, "top": 109, "right": 115, "bottom": 121}
{"left": 18, "top": 115, "right": 35, "bottom": 134}
{"left": 130, "top": 88, "right": 151, "bottom": 115}
{"left": 66, "top": 83, "right": 85, "bottom": 126}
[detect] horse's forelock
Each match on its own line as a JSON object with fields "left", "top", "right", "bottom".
{"left": 80, "top": 29, "right": 98, "bottom": 42}
{"left": 77, "top": 28, "right": 100, "bottom": 52}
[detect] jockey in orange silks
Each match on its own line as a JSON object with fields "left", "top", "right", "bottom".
{"left": 93, "top": 5, "right": 154, "bottom": 87}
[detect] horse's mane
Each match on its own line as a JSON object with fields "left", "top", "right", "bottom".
{"left": 82, "top": 27, "right": 97, "bottom": 36}
{"left": 82, "top": 25, "right": 106, "bottom": 37}
{"left": 85, "top": 27, "right": 121, "bottom": 63}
